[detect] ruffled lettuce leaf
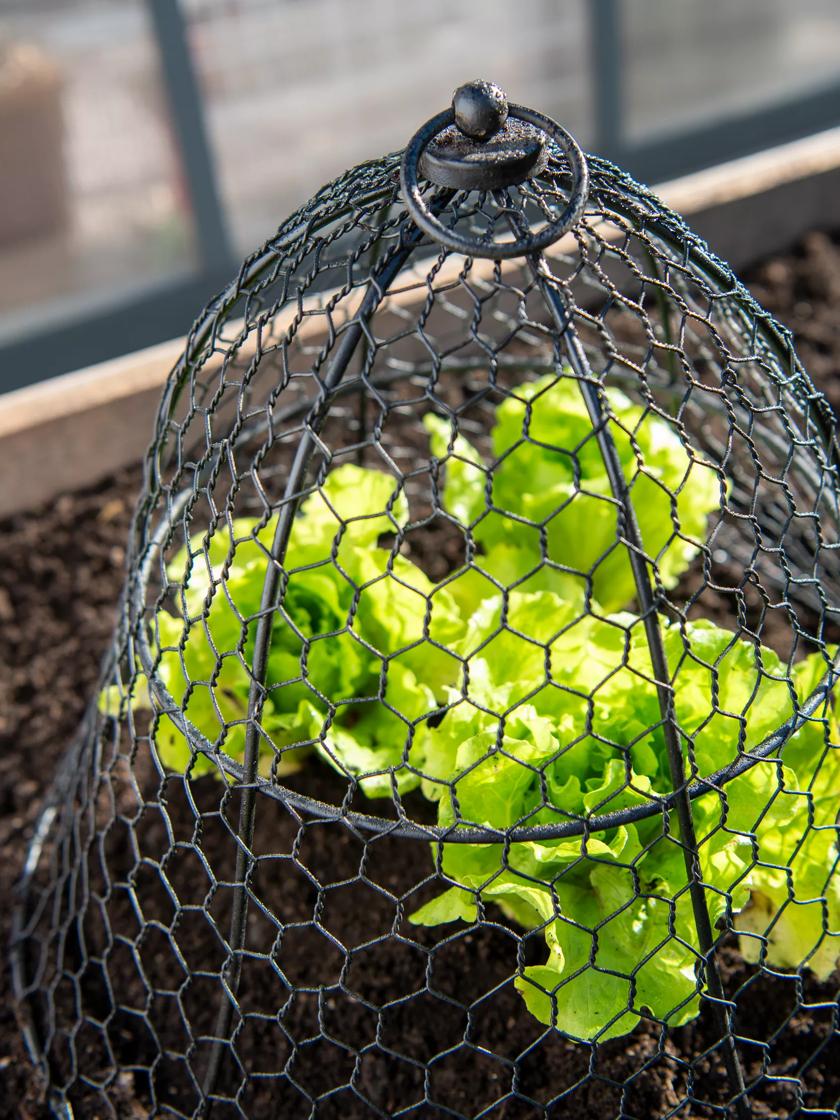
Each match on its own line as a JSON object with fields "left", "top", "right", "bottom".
{"left": 426, "top": 372, "right": 720, "bottom": 612}
{"left": 153, "top": 463, "right": 460, "bottom": 794}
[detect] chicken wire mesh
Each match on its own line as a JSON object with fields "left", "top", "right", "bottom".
{"left": 12, "top": 81, "right": 840, "bottom": 1119}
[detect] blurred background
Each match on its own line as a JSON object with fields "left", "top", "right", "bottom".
{"left": 1, "top": 0, "right": 840, "bottom": 393}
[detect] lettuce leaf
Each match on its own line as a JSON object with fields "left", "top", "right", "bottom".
{"left": 135, "top": 382, "right": 837, "bottom": 1044}
{"left": 426, "top": 372, "right": 719, "bottom": 612}
{"left": 153, "top": 463, "right": 461, "bottom": 794}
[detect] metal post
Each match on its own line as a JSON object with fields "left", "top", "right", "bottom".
{"left": 589, "top": 0, "right": 624, "bottom": 160}
{"left": 146, "top": 0, "right": 236, "bottom": 276}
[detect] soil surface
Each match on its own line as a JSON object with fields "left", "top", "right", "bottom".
{"left": 1, "top": 229, "right": 839, "bottom": 1119}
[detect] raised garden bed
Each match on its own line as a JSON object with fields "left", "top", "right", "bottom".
{"left": 2, "top": 227, "right": 839, "bottom": 1120}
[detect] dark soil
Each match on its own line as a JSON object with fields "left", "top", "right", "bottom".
{"left": 2, "top": 229, "right": 840, "bottom": 1119}
{"left": 748, "top": 230, "right": 840, "bottom": 418}
{"left": 0, "top": 468, "right": 140, "bottom": 1118}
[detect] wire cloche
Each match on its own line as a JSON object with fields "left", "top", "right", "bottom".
{"left": 13, "top": 80, "right": 840, "bottom": 1120}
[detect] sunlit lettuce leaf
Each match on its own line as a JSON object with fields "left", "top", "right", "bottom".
{"left": 152, "top": 464, "right": 461, "bottom": 793}
{"left": 410, "top": 885, "right": 478, "bottom": 927}
{"left": 427, "top": 372, "right": 719, "bottom": 611}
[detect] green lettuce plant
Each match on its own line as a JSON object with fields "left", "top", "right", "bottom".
{"left": 134, "top": 370, "right": 839, "bottom": 1043}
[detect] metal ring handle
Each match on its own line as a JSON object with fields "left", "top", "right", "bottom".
{"left": 400, "top": 102, "right": 590, "bottom": 260}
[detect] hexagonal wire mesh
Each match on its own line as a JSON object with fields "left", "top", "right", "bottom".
{"left": 12, "top": 83, "right": 840, "bottom": 1119}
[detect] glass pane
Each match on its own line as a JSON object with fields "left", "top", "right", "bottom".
{"left": 188, "top": 0, "right": 591, "bottom": 253}
{"left": 623, "top": 0, "right": 840, "bottom": 141}
{"left": 0, "top": 1, "right": 197, "bottom": 349}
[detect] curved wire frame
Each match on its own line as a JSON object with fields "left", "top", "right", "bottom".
{"left": 12, "top": 132, "right": 840, "bottom": 1120}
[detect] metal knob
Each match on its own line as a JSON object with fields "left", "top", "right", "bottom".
{"left": 401, "top": 81, "right": 590, "bottom": 259}
{"left": 452, "top": 79, "right": 508, "bottom": 141}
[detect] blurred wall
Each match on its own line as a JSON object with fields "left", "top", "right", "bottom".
{"left": 1, "top": 0, "right": 839, "bottom": 393}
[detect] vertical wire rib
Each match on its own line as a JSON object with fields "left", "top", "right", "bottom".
{"left": 357, "top": 199, "right": 395, "bottom": 466}
{"left": 200, "top": 198, "right": 451, "bottom": 1109}
{"left": 529, "top": 252, "right": 752, "bottom": 1120}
